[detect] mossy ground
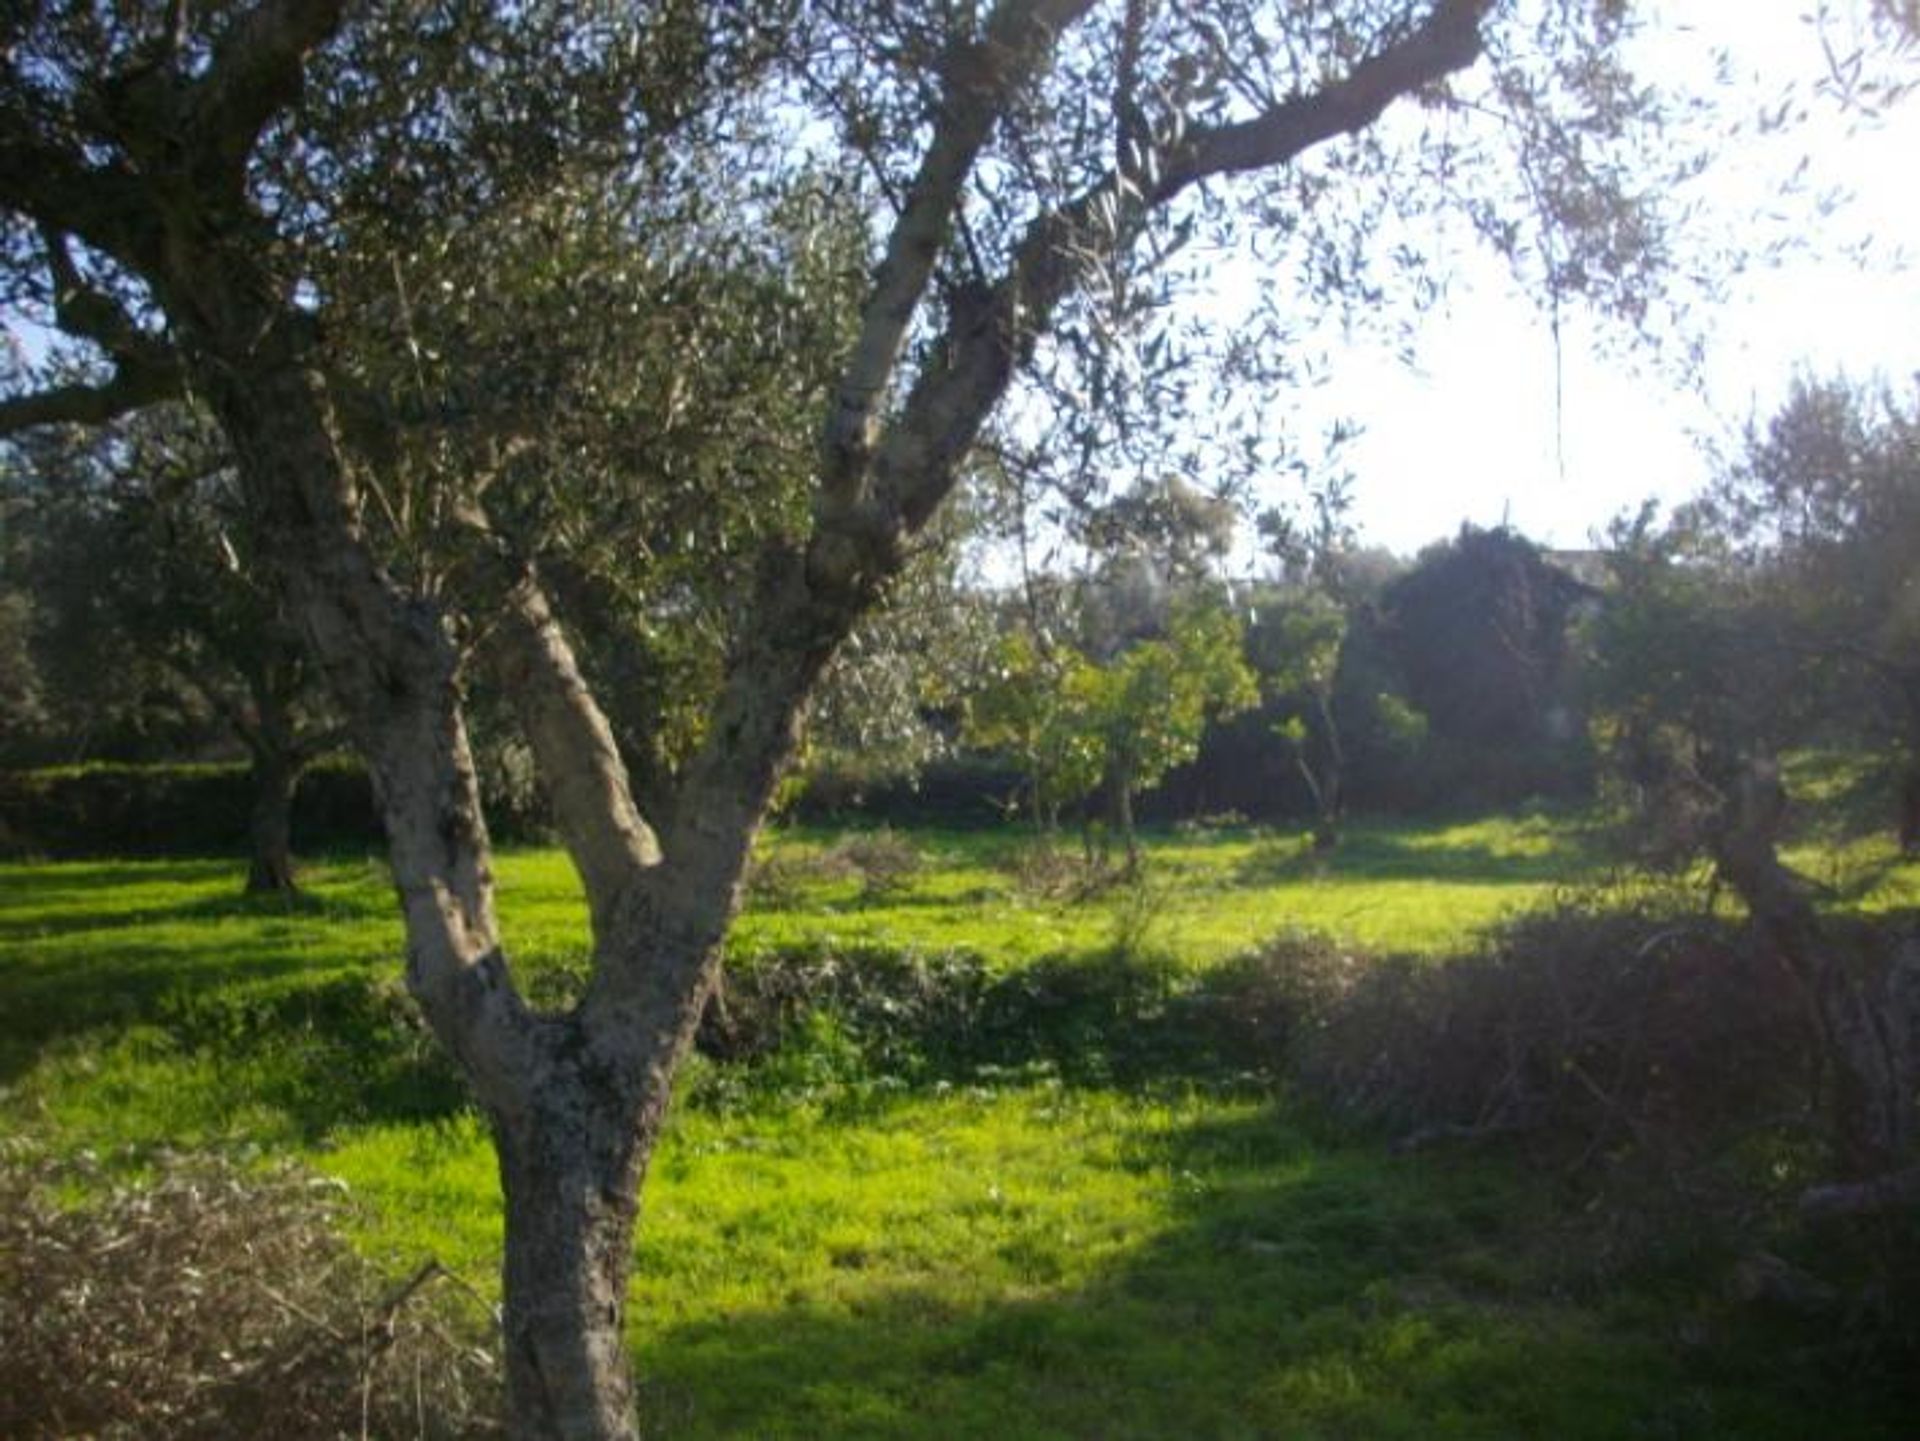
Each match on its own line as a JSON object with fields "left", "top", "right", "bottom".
{"left": 3, "top": 805, "right": 1915, "bottom": 1437}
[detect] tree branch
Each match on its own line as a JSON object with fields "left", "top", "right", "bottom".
{"left": 0, "top": 125, "right": 159, "bottom": 268}
{"left": 818, "top": 0, "right": 1097, "bottom": 501}
{"left": 190, "top": 0, "right": 345, "bottom": 184}
{"left": 602, "top": 0, "right": 1499, "bottom": 1031}
{"left": 866, "top": 0, "right": 1495, "bottom": 544}
{"left": 39, "top": 226, "right": 168, "bottom": 360}
{"left": 1801, "top": 1163, "right": 1920, "bottom": 1218}
{"left": 489, "top": 571, "right": 661, "bottom": 940}
{"left": 0, "top": 361, "right": 180, "bottom": 435}
{"left": 1156, "top": 0, "right": 1491, "bottom": 200}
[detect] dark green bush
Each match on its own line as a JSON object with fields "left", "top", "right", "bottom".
{"left": 790, "top": 754, "right": 1025, "bottom": 828}
{"left": 1288, "top": 901, "right": 1815, "bottom": 1164}
{"left": 0, "top": 756, "right": 555, "bottom": 859}
{"left": 695, "top": 932, "right": 1311, "bottom": 1097}
{"left": 0, "top": 759, "right": 378, "bottom": 859}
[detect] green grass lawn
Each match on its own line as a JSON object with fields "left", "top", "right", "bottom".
{"left": 4, "top": 810, "right": 1916, "bottom": 1437}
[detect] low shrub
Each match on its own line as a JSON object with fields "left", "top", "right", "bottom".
{"left": 790, "top": 754, "right": 1026, "bottom": 828}
{"left": 998, "top": 839, "right": 1109, "bottom": 900}
{"left": 745, "top": 828, "right": 925, "bottom": 905}
{"left": 0, "top": 1146, "right": 499, "bottom": 1439}
{"left": 700, "top": 940, "right": 991, "bottom": 1083}
{"left": 1287, "top": 900, "right": 1815, "bottom": 1170}
{"left": 699, "top": 935, "right": 1280, "bottom": 1095}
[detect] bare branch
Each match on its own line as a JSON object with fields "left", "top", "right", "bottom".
{"left": 489, "top": 572, "right": 661, "bottom": 940}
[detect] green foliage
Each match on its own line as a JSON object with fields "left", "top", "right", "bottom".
{"left": 0, "top": 406, "right": 339, "bottom": 774}
{"left": 1099, "top": 597, "right": 1259, "bottom": 796}
{"left": 1249, "top": 587, "right": 1347, "bottom": 700}
{"left": 0, "top": 754, "right": 569, "bottom": 861}
{"left": 1384, "top": 526, "right": 1596, "bottom": 806}
{"left": 1686, "top": 377, "right": 1920, "bottom": 844}
{"left": 963, "top": 628, "right": 1109, "bottom": 821}
{"left": 965, "top": 597, "right": 1256, "bottom": 839}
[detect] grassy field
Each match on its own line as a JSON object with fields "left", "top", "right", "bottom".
{"left": 4, "top": 809, "right": 1917, "bottom": 1437}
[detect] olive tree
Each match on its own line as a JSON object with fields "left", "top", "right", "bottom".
{"left": 1587, "top": 501, "right": 1917, "bottom": 1193}
{"left": 2, "top": 2, "right": 1681, "bottom": 1433}
{"left": 3, "top": 407, "right": 342, "bottom": 889}
{"left": 1688, "top": 377, "right": 1920, "bottom": 851}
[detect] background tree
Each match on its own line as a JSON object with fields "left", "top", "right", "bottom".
{"left": 1247, "top": 584, "right": 1349, "bottom": 844}
{"left": 1586, "top": 500, "right": 1916, "bottom": 1190}
{"left": 1686, "top": 376, "right": 1920, "bottom": 851}
{"left": 3, "top": 411, "right": 340, "bottom": 891}
{"left": 1085, "top": 592, "right": 1257, "bottom": 867}
{"left": 1383, "top": 524, "right": 1597, "bottom": 806}
{"left": 0, "top": 2, "right": 1685, "bottom": 1432}
{"left": 965, "top": 621, "right": 1110, "bottom": 833}
{"left": 965, "top": 542, "right": 1255, "bottom": 866}
{"left": 1246, "top": 476, "right": 1358, "bottom": 847}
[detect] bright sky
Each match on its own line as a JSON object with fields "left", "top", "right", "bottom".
{"left": 1257, "top": 1, "right": 1920, "bottom": 558}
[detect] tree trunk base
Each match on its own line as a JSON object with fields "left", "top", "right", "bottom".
{"left": 497, "top": 1090, "right": 647, "bottom": 1441}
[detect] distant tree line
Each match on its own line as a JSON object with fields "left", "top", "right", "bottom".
{"left": 9, "top": 377, "right": 1915, "bottom": 891}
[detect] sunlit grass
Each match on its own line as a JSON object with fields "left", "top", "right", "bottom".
{"left": 322, "top": 1087, "right": 1889, "bottom": 1439}
{"left": 4, "top": 805, "right": 1916, "bottom": 1437}
{"left": 730, "top": 812, "right": 1617, "bottom": 970}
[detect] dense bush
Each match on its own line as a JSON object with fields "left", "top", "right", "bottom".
{"left": 0, "top": 1147, "right": 498, "bottom": 1439}
{"left": 0, "top": 760, "right": 379, "bottom": 859}
{"left": 0, "top": 757, "right": 556, "bottom": 859}
{"left": 1286, "top": 901, "right": 1817, "bottom": 1167}
{"left": 695, "top": 896, "right": 1844, "bottom": 1187}
{"left": 790, "top": 753, "right": 1026, "bottom": 828}
{"left": 693, "top": 928, "right": 1361, "bottom": 1096}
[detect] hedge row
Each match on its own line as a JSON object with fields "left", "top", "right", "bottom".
{"left": 0, "top": 760, "right": 384, "bottom": 860}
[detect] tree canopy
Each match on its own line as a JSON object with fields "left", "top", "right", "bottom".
{"left": 0, "top": 3, "right": 1710, "bottom": 1434}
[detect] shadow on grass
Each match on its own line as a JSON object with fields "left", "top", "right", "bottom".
{"left": 0, "top": 858, "right": 462, "bottom": 1131}
{"left": 634, "top": 1103, "right": 1903, "bottom": 1441}
{"left": 0, "top": 859, "right": 393, "bottom": 937}
{"left": 1233, "top": 823, "right": 1612, "bottom": 890}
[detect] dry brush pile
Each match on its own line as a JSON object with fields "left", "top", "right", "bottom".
{"left": 0, "top": 1146, "right": 499, "bottom": 1439}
